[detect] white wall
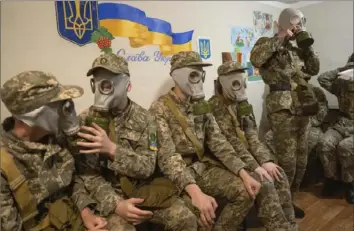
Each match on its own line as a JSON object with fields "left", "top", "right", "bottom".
{"left": 299, "top": 1, "right": 354, "bottom": 108}
{"left": 1, "top": 1, "right": 281, "bottom": 127}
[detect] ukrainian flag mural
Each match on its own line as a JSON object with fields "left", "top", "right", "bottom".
{"left": 55, "top": 1, "right": 194, "bottom": 56}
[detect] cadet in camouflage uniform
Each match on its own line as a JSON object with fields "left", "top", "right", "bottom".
{"left": 250, "top": 7, "right": 320, "bottom": 207}
{"left": 317, "top": 53, "right": 354, "bottom": 204}
{"left": 209, "top": 61, "right": 297, "bottom": 231}
{"left": 69, "top": 53, "right": 198, "bottom": 231}
{"left": 0, "top": 71, "right": 105, "bottom": 230}
{"left": 149, "top": 51, "right": 262, "bottom": 231}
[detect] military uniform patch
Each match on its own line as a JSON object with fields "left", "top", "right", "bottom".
{"left": 149, "top": 131, "right": 158, "bottom": 151}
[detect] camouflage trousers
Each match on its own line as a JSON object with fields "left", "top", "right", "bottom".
{"left": 105, "top": 198, "right": 198, "bottom": 231}
{"left": 317, "top": 117, "right": 354, "bottom": 183}
{"left": 265, "top": 126, "right": 323, "bottom": 159}
{"left": 268, "top": 111, "right": 310, "bottom": 192}
{"left": 249, "top": 170, "right": 297, "bottom": 231}
{"left": 189, "top": 164, "right": 254, "bottom": 231}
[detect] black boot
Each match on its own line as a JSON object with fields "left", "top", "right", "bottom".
{"left": 345, "top": 182, "right": 354, "bottom": 204}
{"left": 237, "top": 220, "right": 247, "bottom": 231}
{"left": 322, "top": 178, "right": 342, "bottom": 197}
{"left": 293, "top": 203, "right": 305, "bottom": 219}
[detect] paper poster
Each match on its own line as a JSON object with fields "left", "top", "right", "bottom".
{"left": 197, "top": 37, "right": 212, "bottom": 61}
{"left": 229, "top": 26, "right": 261, "bottom": 82}
{"left": 253, "top": 11, "right": 276, "bottom": 37}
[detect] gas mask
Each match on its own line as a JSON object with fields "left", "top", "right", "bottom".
{"left": 58, "top": 99, "right": 80, "bottom": 136}
{"left": 88, "top": 69, "right": 130, "bottom": 132}
{"left": 171, "top": 67, "right": 211, "bottom": 115}
{"left": 278, "top": 8, "right": 313, "bottom": 49}
{"left": 218, "top": 71, "right": 248, "bottom": 103}
{"left": 14, "top": 102, "right": 62, "bottom": 135}
{"left": 171, "top": 67, "right": 206, "bottom": 101}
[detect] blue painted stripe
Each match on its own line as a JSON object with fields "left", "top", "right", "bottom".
{"left": 172, "top": 30, "right": 194, "bottom": 44}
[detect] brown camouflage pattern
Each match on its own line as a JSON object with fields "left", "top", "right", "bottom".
{"left": 170, "top": 51, "right": 212, "bottom": 73}
{"left": 250, "top": 37, "right": 320, "bottom": 115}
{"left": 72, "top": 100, "right": 157, "bottom": 215}
{"left": 73, "top": 100, "right": 198, "bottom": 230}
{"left": 0, "top": 132, "right": 94, "bottom": 230}
{"left": 149, "top": 89, "right": 254, "bottom": 230}
{"left": 217, "top": 61, "right": 248, "bottom": 76}
{"left": 250, "top": 37, "right": 319, "bottom": 192}
{"left": 264, "top": 84, "right": 328, "bottom": 154}
{"left": 87, "top": 53, "right": 130, "bottom": 76}
{"left": 317, "top": 64, "right": 354, "bottom": 183}
{"left": 209, "top": 95, "right": 297, "bottom": 230}
{"left": 1, "top": 71, "right": 83, "bottom": 115}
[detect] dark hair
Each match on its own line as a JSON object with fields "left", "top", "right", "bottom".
{"left": 348, "top": 53, "right": 354, "bottom": 63}
{"left": 2, "top": 116, "right": 15, "bottom": 132}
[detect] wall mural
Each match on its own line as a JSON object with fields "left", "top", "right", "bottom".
{"left": 55, "top": 1, "right": 194, "bottom": 59}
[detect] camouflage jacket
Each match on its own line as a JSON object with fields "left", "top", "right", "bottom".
{"left": 209, "top": 95, "right": 275, "bottom": 170}
{"left": 250, "top": 37, "right": 320, "bottom": 115}
{"left": 149, "top": 89, "right": 246, "bottom": 192}
{"left": 72, "top": 100, "right": 157, "bottom": 216}
{"left": 0, "top": 131, "right": 95, "bottom": 231}
{"left": 310, "top": 84, "right": 328, "bottom": 127}
{"left": 318, "top": 68, "right": 354, "bottom": 120}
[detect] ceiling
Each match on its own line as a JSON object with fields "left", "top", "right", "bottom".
{"left": 258, "top": 1, "right": 323, "bottom": 9}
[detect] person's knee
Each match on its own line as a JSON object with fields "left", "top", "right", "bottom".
{"left": 230, "top": 183, "right": 255, "bottom": 207}
{"left": 319, "top": 131, "right": 340, "bottom": 153}
{"left": 175, "top": 208, "right": 198, "bottom": 229}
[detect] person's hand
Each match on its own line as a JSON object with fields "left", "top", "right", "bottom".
{"left": 77, "top": 123, "right": 116, "bottom": 156}
{"left": 254, "top": 167, "right": 273, "bottom": 182}
{"left": 262, "top": 162, "right": 283, "bottom": 182}
{"left": 81, "top": 207, "right": 107, "bottom": 230}
{"left": 239, "top": 169, "right": 261, "bottom": 199}
{"left": 115, "top": 198, "right": 153, "bottom": 225}
{"left": 275, "top": 21, "right": 296, "bottom": 39}
{"left": 185, "top": 184, "right": 218, "bottom": 227}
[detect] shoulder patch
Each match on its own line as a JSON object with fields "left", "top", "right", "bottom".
{"left": 147, "top": 115, "right": 158, "bottom": 151}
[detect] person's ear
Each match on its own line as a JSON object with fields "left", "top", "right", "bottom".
{"left": 127, "top": 82, "right": 132, "bottom": 92}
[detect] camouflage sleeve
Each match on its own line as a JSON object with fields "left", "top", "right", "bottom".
{"left": 317, "top": 69, "right": 340, "bottom": 95}
{"left": 311, "top": 87, "right": 329, "bottom": 126}
{"left": 205, "top": 114, "right": 247, "bottom": 176}
{"left": 250, "top": 36, "right": 284, "bottom": 68}
{"left": 1, "top": 175, "right": 22, "bottom": 231}
{"left": 210, "top": 105, "right": 259, "bottom": 171}
{"left": 71, "top": 173, "right": 97, "bottom": 212}
{"left": 149, "top": 102, "right": 196, "bottom": 193}
{"left": 73, "top": 156, "right": 124, "bottom": 217}
{"left": 301, "top": 47, "right": 320, "bottom": 76}
{"left": 243, "top": 116, "right": 276, "bottom": 165}
{"left": 108, "top": 118, "right": 157, "bottom": 179}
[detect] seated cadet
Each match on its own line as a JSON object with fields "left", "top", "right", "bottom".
{"left": 317, "top": 53, "right": 354, "bottom": 203}
{"left": 149, "top": 51, "right": 261, "bottom": 231}
{"left": 65, "top": 53, "right": 198, "bottom": 231}
{"left": 209, "top": 61, "right": 297, "bottom": 231}
{"left": 0, "top": 71, "right": 106, "bottom": 230}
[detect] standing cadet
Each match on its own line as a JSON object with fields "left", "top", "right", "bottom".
{"left": 317, "top": 53, "right": 354, "bottom": 203}
{"left": 0, "top": 71, "right": 105, "bottom": 230}
{"left": 209, "top": 61, "right": 297, "bottom": 231}
{"left": 250, "top": 8, "right": 320, "bottom": 216}
{"left": 149, "top": 51, "right": 261, "bottom": 231}
{"left": 68, "top": 53, "right": 199, "bottom": 230}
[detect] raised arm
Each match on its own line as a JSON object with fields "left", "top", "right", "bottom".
{"left": 1, "top": 175, "right": 22, "bottom": 231}
{"left": 149, "top": 102, "right": 196, "bottom": 193}
{"left": 301, "top": 47, "right": 320, "bottom": 76}
{"left": 250, "top": 37, "right": 284, "bottom": 68}
{"left": 317, "top": 68, "right": 340, "bottom": 95}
